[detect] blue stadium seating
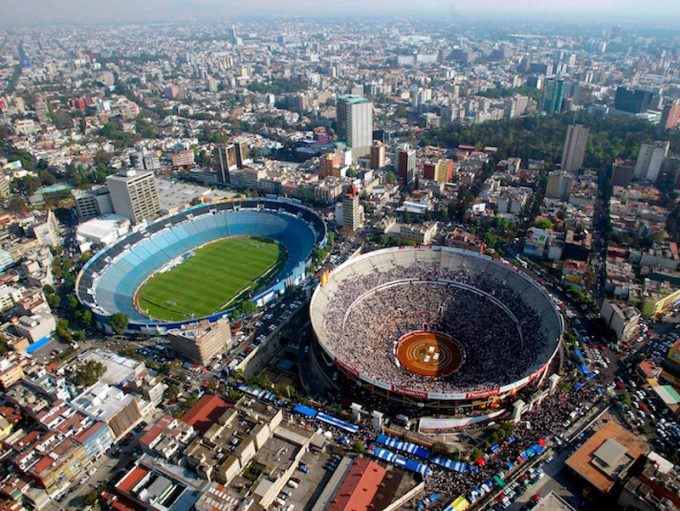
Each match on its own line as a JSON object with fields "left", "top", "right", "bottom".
{"left": 76, "top": 200, "right": 325, "bottom": 327}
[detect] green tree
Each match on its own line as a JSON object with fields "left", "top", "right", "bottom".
{"left": 431, "top": 441, "right": 450, "bottom": 456}
{"left": 56, "top": 319, "right": 72, "bottom": 341}
{"left": 385, "top": 171, "right": 397, "bottom": 185}
{"left": 76, "top": 360, "right": 106, "bottom": 387}
{"left": 108, "top": 312, "right": 129, "bottom": 334}
{"left": 235, "top": 301, "right": 257, "bottom": 319}
{"left": 535, "top": 219, "right": 553, "bottom": 229}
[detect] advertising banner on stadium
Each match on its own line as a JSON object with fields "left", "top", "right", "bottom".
{"left": 427, "top": 391, "right": 467, "bottom": 401}
{"left": 464, "top": 388, "right": 500, "bottom": 400}
{"left": 361, "top": 374, "right": 392, "bottom": 391}
{"left": 392, "top": 386, "right": 429, "bottom": 399}
{"left": 500, "top": 377, "right": 529, "bottom": 394}
{"left": 336, "top": 359, "right": 360, "bottom": 378}
{"left": 528, "top": 365, "right": 546, "bottom": 382}
{"left": 419, "top": 409, "right": 506, "bottom": 433}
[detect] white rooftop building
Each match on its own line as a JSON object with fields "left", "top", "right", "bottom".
{"left": 76, "top": 214, "right": 130, "bottom": 253}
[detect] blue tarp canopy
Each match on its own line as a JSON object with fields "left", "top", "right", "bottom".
{"left": 430, "top": 455, "right": 468, "bottom": 473}
{"left": 317, "top": 412, "right": 359, "bottom": 433}
{"left": 376, "top": 434, "right": 430, "bottom": 459}
{"left": 371, "top": 447, "right": 430, "bottom": 477}
{"left": 25, "top": 335, "right": 52, "bottom": 354}
{"left": 293, "top": 404, "right": 317, "bottom": 418}
{"left": 237, "top": 384, "right": 276, "bottom": 401}
{"left": 490, "top": 444, "right": 500, "bottom": 453}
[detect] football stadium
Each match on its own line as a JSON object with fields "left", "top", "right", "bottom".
{"left": 76, "top": 198, "right": 326, "bottom": 332}
{"left": 309, "top": 246, "right": 563, "bottom": 412}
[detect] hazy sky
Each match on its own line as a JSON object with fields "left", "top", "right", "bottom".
{"left": 3, "top": 0, "right": 680, "bottom": 25}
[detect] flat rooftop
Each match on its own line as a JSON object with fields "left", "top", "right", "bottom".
{"left": 566, "top": 421, "right": 648, "bottom": 493}
{"left": 155, "top": 179, "right": 237, "bottom": 212}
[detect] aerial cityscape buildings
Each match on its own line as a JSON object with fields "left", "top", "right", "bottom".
{"left": 0, "top": 6, "right": 679, "bottom": 511}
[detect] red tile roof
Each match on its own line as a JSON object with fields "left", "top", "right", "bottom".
{"left": 180, "top": 394, "right": 231, "bottom": 433}
{"left": 328, "top": 458, "right": 386, "bottom": 511}
{"left": 116, "top": 466, "right": 149, "bottom": 494}
{"left": 72, "top": 421, "right": 109, "bottom": 444}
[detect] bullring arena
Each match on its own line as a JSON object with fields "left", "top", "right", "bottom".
{"left": 309, "top": 246, "right": 564, "bottom": 412}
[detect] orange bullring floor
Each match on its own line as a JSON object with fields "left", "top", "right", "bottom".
{"left": 396, "top": 331, "right": 463, "bottom": 377}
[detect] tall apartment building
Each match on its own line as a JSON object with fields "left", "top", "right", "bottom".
{"left": 30, "top": 210, "right": 61, "bottom": 248}
{"left": 320, "top": 153, "right": 343, "bottom": 178}
{"left": 545, "top": 171, "right": 574, "bottom": 201}
{"left": 167, "top": 320, "right": 232, "bottom": 365}
{"left": 661, "top": 100, "right": 680, "bottom": 130}
{"left": 0, "top": 174, "right": 9, "bottom": 198}
{"left": 342, "top": 192, "right": 363, "bottom": 232}
{"left": 423, "top": 159, "right": 453, "bottom": 184}
{"left": 611, "top": 159, "right": 635, "bottom": 187}
{"left": 106, "top": 169, "right": 160, "bottom": 224}
{"left": 74, "top": 187, "right": 114, "bottom": 220}
{"left": 561, "top": 124, "right": 589, "bottom": 172}
{"left": 336, "top": 95, "right": 373, "bottom": 159}
{"left": 214, "top": 143, "right": 238, "bottom": 184}
{"left": 395, "top": 144, "right": 416, "bottom": 185}
{"left": 369, "top": 141, "right": 386, "bottom": 170}
{"left": 635, "top": 141, "right": 670, "bottom": 182}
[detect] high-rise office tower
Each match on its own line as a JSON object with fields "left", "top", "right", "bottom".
{"left": 214, "top": 143, "right": 238, "bottom": 184}
{"left": 541, "top": 77, "right": 565, "bottom": 114}
{"left": 634, "top": 141, "right": 670, "bottom": 183}
{"left": 395, "top": 145, "right": 416, "bottom": 185}
{"left": 614, "top": 87, "right": 656, "bottom": 114}
{"left": 336, "top": 95, "right": 373, "bottom": 159}
{"left": 561, "top": 124, "right": 590, "bottom": 172}
{"left": 106, "top": 169, "right": 160, "bottom": 224}
{"left": 545, "top": 171, "right": 574, "bottom": 201}
{"left": 234, "top": 140, "right": 250, "bottom": 168}
{"left": 369, "top": 141, "right": 386, "bottom": 170}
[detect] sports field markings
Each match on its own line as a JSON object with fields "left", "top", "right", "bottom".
{"left": 135, "top": 237, "right": 286, "bottom": 321}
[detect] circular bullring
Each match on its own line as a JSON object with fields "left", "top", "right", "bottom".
{"left": 396, "top": 331, "right": 463, "bottom": 378}
{"left": 309, "top": 246, "right": 563, "bottom": 404}
{"left": 76, "top": 199, "right": 326, "bottom": 331}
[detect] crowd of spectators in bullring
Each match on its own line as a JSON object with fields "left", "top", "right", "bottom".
{"left": 319, "top": 260, "right": 554, "bottom": 394}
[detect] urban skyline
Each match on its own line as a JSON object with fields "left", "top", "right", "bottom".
{"left": 0, "top": 5, "right": 680, "bottom": 511}
{"left": 3, "top": 0, "right": 680, "bottom": 25}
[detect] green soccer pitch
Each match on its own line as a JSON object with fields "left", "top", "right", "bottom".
{"left": 135, "top": 237, "right": 286, "bottom": 322}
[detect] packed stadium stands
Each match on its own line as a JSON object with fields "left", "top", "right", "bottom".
{"left": 310, "top": 246, "right": 562, "bottom": 402}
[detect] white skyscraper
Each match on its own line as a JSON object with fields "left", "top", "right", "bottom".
{"left": 561, "top": 124, "right": 590, "bottom": 172}
{"left": 336, "top": 95, "right": 373, "bottom": 159}
{"left": 634, "top": 141, "right": 670, "bottom": 183}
